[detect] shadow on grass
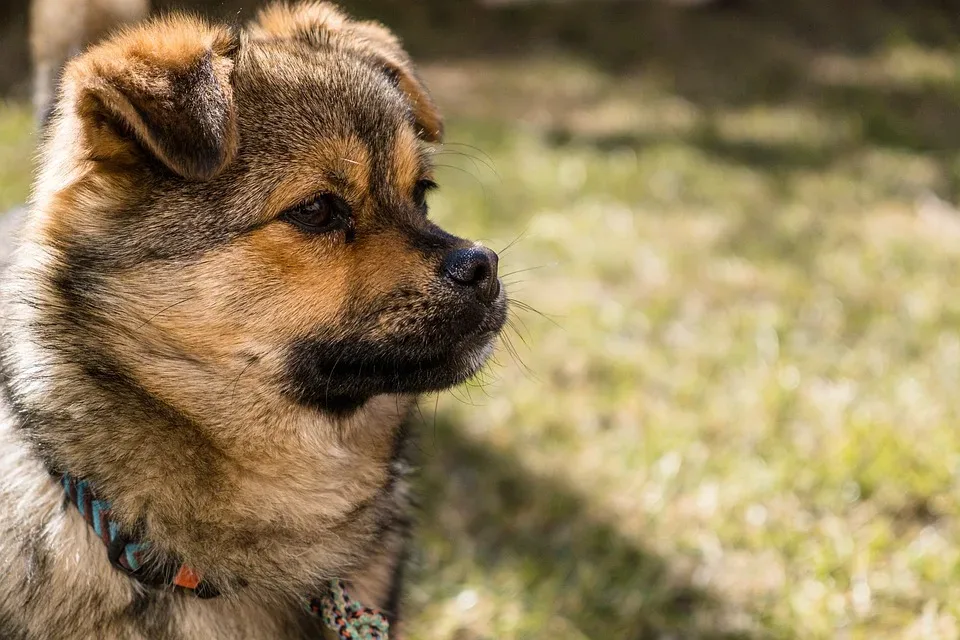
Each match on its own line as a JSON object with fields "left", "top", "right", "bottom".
{"left": 164, "top": 0, "right": 960, "bottom": 198}
{"left": 5, "top": 0, "right": 960, "bottom": 163}
{"left": 412, "top": 411, "right": 752, "bottom": 639}
{"left": 545, "top": 125, "right": 846, "bottom": 174}
{"left": 6, "top": 0, "right": 960, "bottom": 90}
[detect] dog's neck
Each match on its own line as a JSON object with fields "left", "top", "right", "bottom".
{"left": 0, "top": 264, "right": 414, "bottom": 596}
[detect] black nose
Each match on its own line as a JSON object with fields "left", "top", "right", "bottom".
{"left": 443, "top": 245, "right": 500, "bottom": 303}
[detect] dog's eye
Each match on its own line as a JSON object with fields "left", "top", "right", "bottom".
{"left": 413, "top": 179, "right": 437, "bottom": 213}
{"left": 281, "top": 194, "right": 350, "bottom": 234}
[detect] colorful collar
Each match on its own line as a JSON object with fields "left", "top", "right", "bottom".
{"left": 59, "top": 472, "right": 390, "bottom": 639}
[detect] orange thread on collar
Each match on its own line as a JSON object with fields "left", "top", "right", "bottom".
{"left": 173, "top": 565, "right": 202, "bottom": 590}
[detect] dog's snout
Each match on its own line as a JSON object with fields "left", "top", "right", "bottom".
{"left": 443, "top": 245, "right": 500, "bottom": 303}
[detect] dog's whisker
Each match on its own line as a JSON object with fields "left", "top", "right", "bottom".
{"left": 432, "top": 392, "right": 441, "bottom": 447}
{"left": 502, "top": 324, "right": 533, "bottom": 366}
{"left": 432, "top": 150, "right": 501, "bottom": 183}
{"left": 229, "top": 359, "right": 257, "bottom": 403}
{"left": 508, "top": 298, "right": 564, "bottom": 328}
{"left": 137, "top": 296, "right": 197, "bottom": 330}
{"left": 506, "top": 317, "right": 531, "bottom": 347}
{"left": 439, "top": 141, "right": 499, "bottom": 170}
{"left": 498, "top": 226, "right": 530, "bottom": 255}
{"left": 431, "top": 163, "right": 489, "bottom": 201}
{"left": 500, "top": 263, "right": 554, "bottom": 279}
{"left": 323, "top": 342, "right": 352, "bottom": 410}
{"left": 476, "top": 365, "right": 502, "bottom": 392}
{"left": 462, "top": 382, "right": 476, "bottom": 406}
{"left": 412, "top": 396, "right": 427, "bottom": 426}
{"left": 410, "top": 397, "right": 433, "bottom": 458}
{"left": 467, "top": 374, "right": 495, "bottom": 400}
{"left": 499, "top": 336, "right": 528, "bottom": 380}
{"left": 448, "top": 385, "right": 468, "bottom": 407}
{"left": 514, "top": 316, "right": 537, "bottom": 344}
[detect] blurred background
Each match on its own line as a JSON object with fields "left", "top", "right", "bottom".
{"left": 4, "top": 0, "right": 960, "bottom": 637}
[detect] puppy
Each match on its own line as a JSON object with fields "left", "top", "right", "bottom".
{"left": 0, "top": 3, "right": 506, "bottom": 638}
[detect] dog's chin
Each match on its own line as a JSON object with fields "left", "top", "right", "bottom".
{"left": 412, "top": 334, "right": 498, "bottom": 392}
{"left": 286, "top": 327, "right": 501, "bottom": 414}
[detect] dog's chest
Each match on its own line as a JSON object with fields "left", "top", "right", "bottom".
{"left": 149, "top": 593, "right": 332, "bottom": 640}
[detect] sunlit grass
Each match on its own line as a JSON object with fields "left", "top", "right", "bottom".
{"left": 406, "top": 42, "right": 960, "bottom": 638}
{"left": 0, "top": 103, "right": 32, "bottom": 210}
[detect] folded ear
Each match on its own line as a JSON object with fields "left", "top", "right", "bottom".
{"left": 63, "top": 15, "right": 239, "bottom": 181}
{"left": 347, "top": 20, "right": 443, "bottom": 143}
{"left": 250, "top": 2, "right": 443, "bottom": 143}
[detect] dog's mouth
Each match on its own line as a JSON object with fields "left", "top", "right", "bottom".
{"left": 284, "top": 289, "right": 507, "bottom": 413}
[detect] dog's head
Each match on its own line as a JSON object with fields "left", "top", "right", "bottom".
{"left": 23, "top": 3, "right": 506, "bottom": 417}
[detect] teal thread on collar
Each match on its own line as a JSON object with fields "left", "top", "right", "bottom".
{"left": 59, "top": 472, "right": 390, "bottom": 638}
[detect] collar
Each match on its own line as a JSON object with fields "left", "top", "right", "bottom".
{"left": 59, "top": 472, "right": 390, "bottom": 638}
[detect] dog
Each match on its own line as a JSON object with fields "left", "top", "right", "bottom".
{"left": 0, "top": 2, "right": 506, "bottom": 638}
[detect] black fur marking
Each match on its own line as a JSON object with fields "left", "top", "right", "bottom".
{"left": 127, "top": 590, "right": 180, "bottom": 640}
{"left": 358, "top": 102, "right": 397, "bottom": 205}
{"left": 53, "top": 243, "right": 113, "bottom": 304}
{"left": 383, "top": 540, "right": 408, "bottom": 625}
{"left": 283, "top": 268, "right": 505, "bottom": 413}
{"left": 132, "top": 50, "right": 234, "bottom": 181}
{"left": 20, "top": 534, "right": 52, "bottom": 612}
{"left": 381, "top": 66, "right": 401, "bottom": 89}
{"left": 382, "top": 421, "right": 415, "bottom": 623}
{"left": 0, "top": 611, "right": 29, "bottom": 640}
{"left": 50, "top": 203, "right": 249, "bottom": 269}
{"left": 388, "top": 415, "right": 411, "bottom": 468}
{"left": 284, "top": 334, "right": 484, "bottom": 413}
{"left": 0, "top": 372, "right": 68, "bottom": 472}
{"left": 402, "top": 221, "right": 460, "bottom": 260}
{"left": 291, "top": 606, "right": 330, "bottom": 639}
{"left": 312, "top": 394, "right": 368, "bottom": 415}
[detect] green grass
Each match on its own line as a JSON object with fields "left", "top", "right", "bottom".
{"left": 0, "top": 103, "right": 32, "bottom": 210}
{"left": 4, "top": 2, "right": 960, "bottom": 637}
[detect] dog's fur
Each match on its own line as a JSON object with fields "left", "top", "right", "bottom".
{"left": 0, "top": 3, "right": 505, "bottom": 638}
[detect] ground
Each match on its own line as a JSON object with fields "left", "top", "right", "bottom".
{"left": 2, "top": 1, "right": 960, "bottom": 638}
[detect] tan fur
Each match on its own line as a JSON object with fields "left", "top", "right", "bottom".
{"left": 1, "top": 4, "right": 505, "bottom": 639}
{"left": 392, "top": 126, "right": 432, "bottom": 192}
{"left": 249, "top": 1, "right": 444, "bottom": 142}
{"left": 70, "top": 15, "right": 239, "bottom": 180}
{"left": 263, "top": 136, "right": 373, "bottom": 217}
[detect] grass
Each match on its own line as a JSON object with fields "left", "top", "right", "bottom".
{"left": 0, "top": 104, "right": 32, "bottom": 210}
{"left": 4, "top": 1, "right": 960, "bottom": 637}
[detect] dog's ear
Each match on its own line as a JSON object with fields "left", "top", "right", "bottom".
{"left": 347, "top": 20, "right": 444, "bottom": 143}
{"left": 250, "top": 2, "right": 443, "bottom": 143}
{"left": 63, "top": 15, "right": 239, "bottom": 181}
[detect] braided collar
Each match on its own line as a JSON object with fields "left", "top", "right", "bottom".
{"left": 59, "top": 472, "right": 390, "bottom": 639}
